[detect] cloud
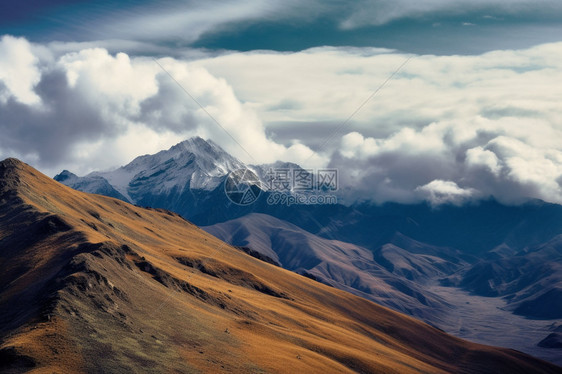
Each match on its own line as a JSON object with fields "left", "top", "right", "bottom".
{"left": 99, "top": 0, "right": 277, "bottom": 43}
{"left": 465, "top": 146, "right": 501, "bottom": 175}
{"left": 103, "top": 0, "right": 561, "bottom": 36}
{"left": 149, "top": 57, "right": 325, "bottom": 167}
{"left": 0, "top": 36, "right": 323, "bottom": 176}
{"left": 340, "top": 132, "right": 379, "bottom": 159}
{"left": 1, "top": 36, "right": 561, "bottom": 206}
{"left": 186, "top": 42, "right": 562, "bottom": 204}
{"left": 0, "top": 35, "right": 40, "bottom": 105}
{"left": 415, "top": 180, "right": 478, "bottom": 206}
{"left": 332, "top": 117, "right": 562, "bottom": 205}
{"left": 336, "top": 0, "right": 562, "bottom": 28}
{"left": 31, "top": 1, "right": 311, "bottom": 48}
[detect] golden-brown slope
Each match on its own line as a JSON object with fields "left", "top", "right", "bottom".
{"left": 0, "top": 158, "right": 560, "bottom": 374}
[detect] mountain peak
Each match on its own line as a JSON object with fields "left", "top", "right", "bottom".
{"left": 0, "top": 158, "right": 34, "bottom": 190}
{"left": 178, "top": 135, "right": 211, "bottom": 147}
{"left": 0, "top": 157, "right": 26, "bottom": 172}
{"left": 53, "top": 170, "right": 77, "bottom": 183}
{"left": 122, "top": 137, "right": 237, "bottom": 173}
{"left": 170, "top": 136, "right": 232, "bottom": 160}
{"left": 0, "top": 158, "right": 80, "bottom": 209}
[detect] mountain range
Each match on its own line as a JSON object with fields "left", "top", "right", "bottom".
{"left": 5, "top": 158, "right": 562, "bottom": 372}
{"left": 203, "top": 213, "right": 458, "bottom": 326}
{"left": 53, "top": 137, "right": 562, "bottom": 365}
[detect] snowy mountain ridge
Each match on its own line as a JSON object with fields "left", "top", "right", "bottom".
{"left": 56, "top": 137, "right": 247, "bottom": 203}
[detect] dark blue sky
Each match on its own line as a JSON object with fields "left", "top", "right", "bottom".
{"left": 193, "top": 17, "right": 562, "bottom": 55}
{"left": 1, "top": 0, "right": 561, "bottom": 55}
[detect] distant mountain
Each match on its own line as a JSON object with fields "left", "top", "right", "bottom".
{"left": 444, "top": 234, "right": 562, "bottom": 319}
{"left": 56, "top": 136, "right": 243, "bottom": 195}
{"left": 6, "top": 158, "right": 560, "bottom": 373}
{"left": 298, "top": 199, "right": 562, "bottom": 256}
{"left": 372, "top": 232, "right": 467, "bottom": 282}
{"left": 55, "top": 170, "right": 130, "bottom": 202}
{"left": 203, "top": 213, "right": 459, "bottom": 325}
{"left": 55, "top": 137, "right": 250, "bottom": 220}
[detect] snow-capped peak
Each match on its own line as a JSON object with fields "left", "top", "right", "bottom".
{"left": 61, "top": 137, "right": 247, "bottom": 202}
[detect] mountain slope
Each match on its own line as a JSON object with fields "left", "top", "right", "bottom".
{"left": 203, "top": 213, "right": 459, "bottom": 325}
{"left": 2, "top": 158, "right": 561, "bottom": 373}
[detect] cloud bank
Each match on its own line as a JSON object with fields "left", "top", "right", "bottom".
{"left": 0, "top": 35, "right": 322, "bottom": 176}
{"left": 0, "top": 35, "right": 561, "bottom": 206}
{"left": 188, "top": 43, "right": 562, "bottom": 205}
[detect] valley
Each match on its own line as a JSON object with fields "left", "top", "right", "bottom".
{"left": 428, "top": 285, "right": 562, "bottom": 367}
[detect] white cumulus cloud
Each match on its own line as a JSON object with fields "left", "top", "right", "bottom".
{"left": 0, "top": 37, "right": 324, "bottom": 176}
{"left": 189, "top": 43, "right": 562, "bottom": 205}
{"left": 0, "top": 36, "right": 41, "bottom": 105}
{"left": 415, "top": 180, "right": 478, "bottom": 206}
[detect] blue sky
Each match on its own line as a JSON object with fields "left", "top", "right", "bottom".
{"left": 1, "top": 1, "right": 562, "bottom": 205}
{"left": 2, "top": 0, "right": 562, "bottom": 55}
